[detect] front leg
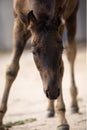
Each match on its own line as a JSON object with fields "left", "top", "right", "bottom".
{"left": 47, "top": 99, "right": 55, "bottom": 117}
{"left": 56, "top": 61, "right": 69, "bottom": 130}
{"left": 0, "top": 17, "right": 30, "bottom": 129}
{"left": 56, "top": 86, "right": 69, "bottom": 130}
{"left": 65, "top": 11, "right": 79, "bottom": 113}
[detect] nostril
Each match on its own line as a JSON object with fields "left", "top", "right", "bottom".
{"left": 45, "top": 87, "right": 60, "bottom": 99}
{"left": 46, "top": 90, "right": 49, "bottom": 98}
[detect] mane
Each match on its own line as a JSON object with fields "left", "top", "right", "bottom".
{"left": 36, "top": 13, "right": 49, "bottom": 32}
{"left": 37, "top": 19, "right": 58, "bottom": 33}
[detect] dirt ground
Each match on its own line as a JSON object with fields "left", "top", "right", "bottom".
{"left": 0, "top": 44, "right": 86, "bottom": 130}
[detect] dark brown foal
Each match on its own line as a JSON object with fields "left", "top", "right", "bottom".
{"left": 0, "top": 0, "right": 79, "bottom": 130}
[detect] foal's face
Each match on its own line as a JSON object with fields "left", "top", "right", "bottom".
{"left": 20, "top": 11, "right": 64, "bottom": 99}
{"left": 31, "top": 25, "right": 64, "bottom": 100}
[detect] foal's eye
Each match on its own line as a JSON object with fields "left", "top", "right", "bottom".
{"left": 33, "top": 48, "right": 41, "bottom": 56}
{"left": 33, "top": 50, "right": 37, "bottom": 55}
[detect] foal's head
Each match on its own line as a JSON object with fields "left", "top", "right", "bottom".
{"left": 20, "top": 11, "right": 64, "bottom": 100}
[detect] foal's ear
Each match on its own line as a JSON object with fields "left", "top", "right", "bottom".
{"left": 19, "top": 11, "right": 37, "bottom": 27}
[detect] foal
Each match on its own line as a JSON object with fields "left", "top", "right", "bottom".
{"left": 0, "top": 0, "right": 79, "bottom": 130}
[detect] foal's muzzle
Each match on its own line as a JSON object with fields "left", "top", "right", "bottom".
{"left": 45, "top": 87, "right": 60, "bottom": 100}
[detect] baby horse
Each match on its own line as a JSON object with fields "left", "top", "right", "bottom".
{"left": 0, "top": 0, "right": 79, "bottom": 130}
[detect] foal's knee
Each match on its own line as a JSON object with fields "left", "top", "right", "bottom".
{"left": 6, "top": 63, "right": 19, "bottom": 81}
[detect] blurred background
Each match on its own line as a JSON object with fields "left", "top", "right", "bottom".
{"left": 0, "top": 0, "right": 86, "bottom": 51}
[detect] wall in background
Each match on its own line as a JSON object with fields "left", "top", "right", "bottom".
{"left": 76, "top": 0, "right": 86, "bottom": 42}
{"left": 0, "top": 0, "right": 13, "bottom": 51}
{"left": 0, "top": 0, "right": 86, "bottom": 51}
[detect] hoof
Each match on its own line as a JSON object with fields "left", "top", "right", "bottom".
{"left": 47, "top": 110, "right": 55, "bottom": 118}
{"left": 57, "top": 124, "right": 69, "bottom": 130}
{"left": 71, "top": 105, "right": 79, "bottom": 114}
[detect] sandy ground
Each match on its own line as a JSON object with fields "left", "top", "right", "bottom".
{"left": 0, "top": 44, "right": 86, "bottom": 130}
